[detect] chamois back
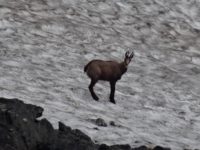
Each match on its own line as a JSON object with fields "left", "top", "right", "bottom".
{"left": 84, "top": 60, "right": 122, "bottom": 81}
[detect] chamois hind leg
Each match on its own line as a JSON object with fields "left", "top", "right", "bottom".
{"left": 89, "top": 79, "right": 99, "bottom": 101}
{"left": 109, "top": 81, "right": 116, "bottom": 104}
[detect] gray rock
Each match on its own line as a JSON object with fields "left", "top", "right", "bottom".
{"left": 95, "top": 118, "right": 108, "bottom": 127}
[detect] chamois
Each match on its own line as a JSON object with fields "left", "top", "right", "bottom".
{"left": 84, "top": 51, "right": 134, "bottom": 104}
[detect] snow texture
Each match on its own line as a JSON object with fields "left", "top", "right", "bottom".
{"left": 0, "top": 0, "right": 200, "bottom": 149}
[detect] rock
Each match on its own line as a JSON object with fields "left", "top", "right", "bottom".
{"left": 132, "top": 146, "right": 149, "bottom": 150}
{"left": 110, "top": 144, "right": 132, "bottom": 150}
{"left": 109, "top": 121, "right": 122, "bottom": 127}
{"left": 93, "top": 127, "right": 99, "bottom": 130}
{"left": 0, "top": 97, "right": 96, "bottom": 150}
{"left": 95, "top": 118, "right": 107, "bottom": 127}
{"left": 110, "top": 121, "right": 116, "bottom": 126}
{"left": 99, "top": 144, "right": 110, "bottom": 150}
{"left": 99, "top": 144, "right": 132, "bottom": 150}
{"left": 58, "top": 121, "right": 72, "bottom": 132}
{"left": 153, "top": 146, "right": 171, "bottom": 150}
{"left": 56, "top": 124, "right": 97, "bottom": 150}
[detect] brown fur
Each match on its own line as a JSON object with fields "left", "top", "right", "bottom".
{"left": 84, "top": 51, "right": 134, "bottom": 104}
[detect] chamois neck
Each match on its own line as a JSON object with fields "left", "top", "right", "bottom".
{"left": 119, "top": 62, "right": 128, "bottom": 74}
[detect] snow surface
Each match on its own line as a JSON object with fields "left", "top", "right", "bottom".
{"left": 0, "top": 0, "right": 200, "bottom": 149}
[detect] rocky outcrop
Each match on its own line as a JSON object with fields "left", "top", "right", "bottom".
{"left": 0, "top": 97, "right": 170, "bottom": 150}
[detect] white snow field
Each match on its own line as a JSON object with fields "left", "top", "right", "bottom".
{"left": 0, "top": 0, "right": 200, "bottom": 149}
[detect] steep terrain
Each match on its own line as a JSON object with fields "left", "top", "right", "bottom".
{"left": 0, "top": 0, "right": 200, "bottom": 149}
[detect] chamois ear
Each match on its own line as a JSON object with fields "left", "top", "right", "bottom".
{"left": 129, "top": 52, "right": 134, "bottom": 58}
{"left": 125, "top": 51, "right": 130, "bottom": 57}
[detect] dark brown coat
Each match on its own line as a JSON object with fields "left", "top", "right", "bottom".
{"left": 84, "top": 51, "right": 134, "bottom": 104}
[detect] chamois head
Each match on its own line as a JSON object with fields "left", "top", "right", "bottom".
{"left": 124, "top": 51, "right": 134, "bottom": 67}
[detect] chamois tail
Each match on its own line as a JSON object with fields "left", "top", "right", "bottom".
{"left": 84, "top": 65, "right": 88, "bottom": 72}
{"left": 84, "top": 60, "right": 95, "bottom": 73}
{"left": 84, "top": 62, "right": 90, "bottom": 72}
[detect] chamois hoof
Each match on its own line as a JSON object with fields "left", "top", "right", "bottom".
{"left": 110, "top": 100, "right": 116, "bottom": 104}
{"left": 93, "top": 96, "right": 99, "bottom": 101}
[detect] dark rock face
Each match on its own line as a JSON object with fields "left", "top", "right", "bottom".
{"left": 0, "top": 98, "right": 46, "bottom": 150}
{"left": 0, "top": 97, "right": 171, "bottom": 150}
{"left": 98, "top": 144, "right": 150, "bottom": 150}
{"left": 0, "top": 97, "right": 96, "bottom": 150}
{"left": 153, "top": 146, "right": 171, "bottom": 150}
{"left": 98, "top": 144, "right": 132, "bottom": 150}
{"left": 56, "top": 122, "right": 96, "bottom": 150}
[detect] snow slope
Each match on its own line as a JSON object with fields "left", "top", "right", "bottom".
{"left": 0, "top": 0, "right": 200, "bottom": 149}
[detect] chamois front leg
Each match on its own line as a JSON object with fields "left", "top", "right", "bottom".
{"left": 110, "top": 81, "right": 116, "bottom": 104}
{"left": 89, "top": 79, "right": 99, "bottom": 101}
